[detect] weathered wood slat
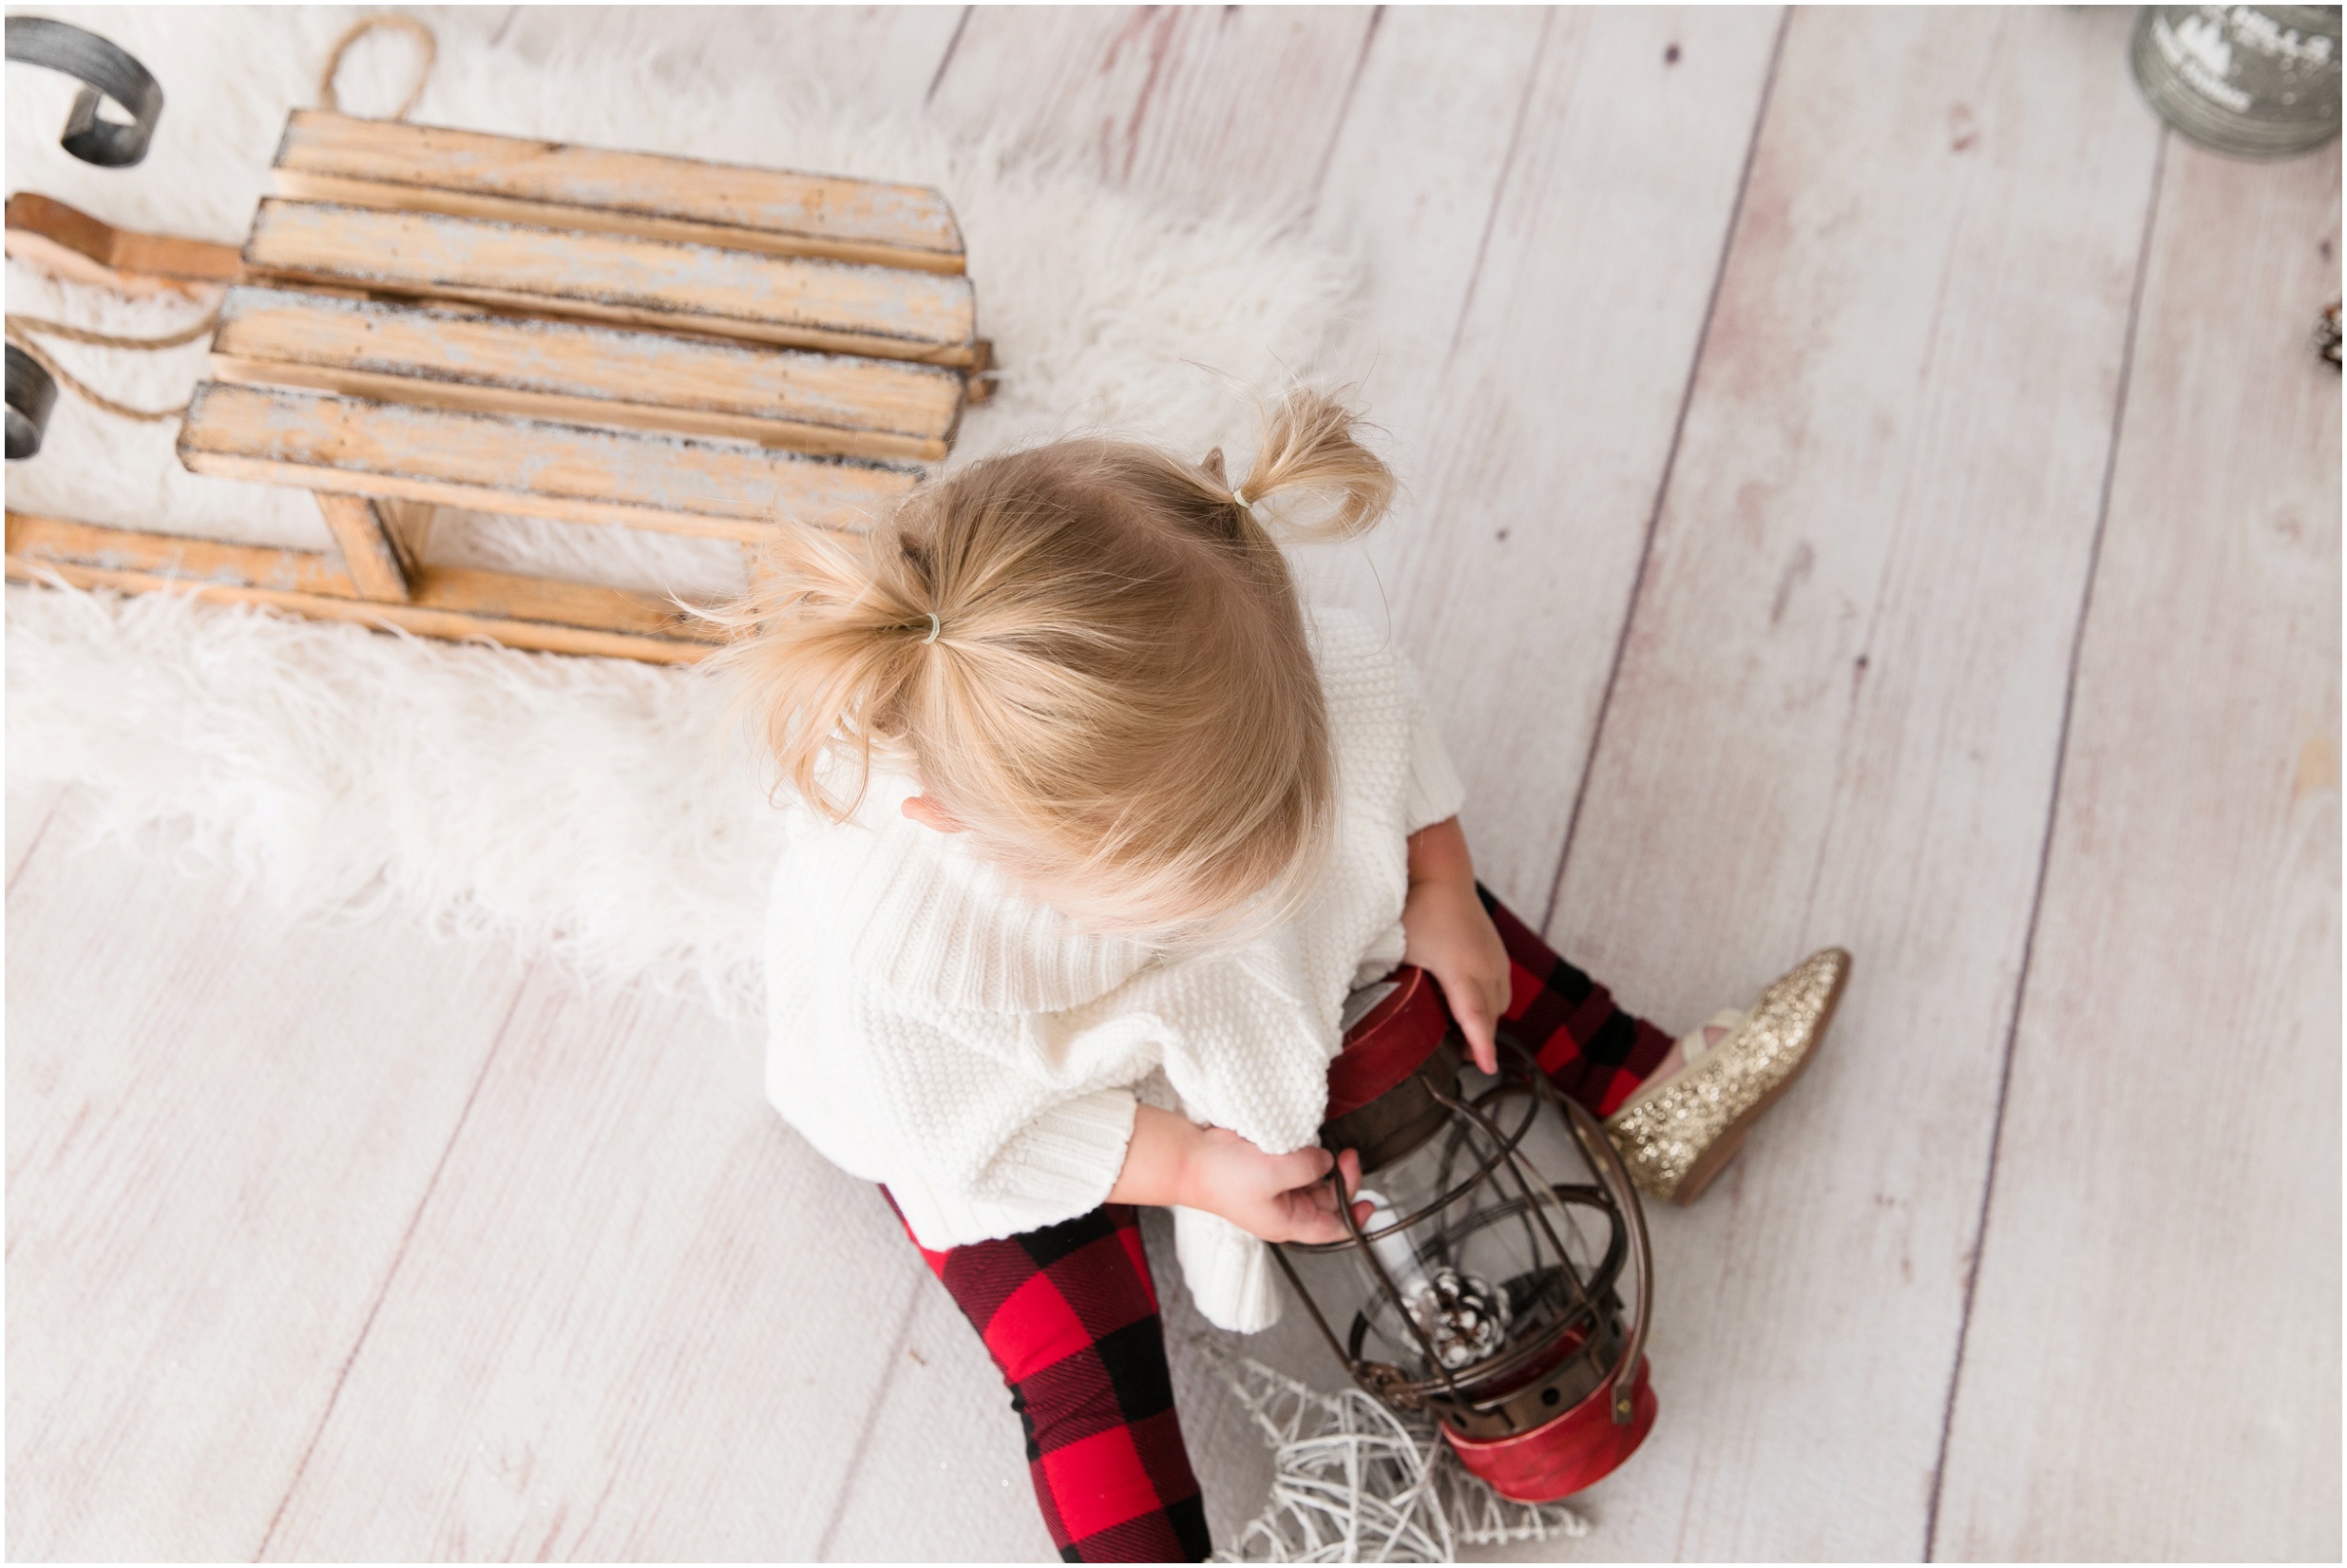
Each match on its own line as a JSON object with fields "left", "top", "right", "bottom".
{"left": 176, "top": 384, "right": 920, "bottom": 541}
{"left": 242, "top": 201, "right": 979, "bottom": 364}
{"left": 269, "top": 171, "right": 967, "bottom": 277}
{"left": 9, "top": 560, "right": 716, "bottom": 666}
{"left": 314, "top": 493, "right": 411, "bottom": 601}
{"left": 274, "top": 109, "right": 963, "bottom": 268}
{"left": 208, "top": 356, "right": 951, "bottom": 463}
{"left": 1931, "top": 140, "right": 2342, "bottom": 1562}
{"left": 7, "top": 511, "right": 355, "bottom": 596}
{"left": 8, "top": 511, "right": 725, "bottom": 660}
{"left": 210, "top": 286, "right": 960, "bottom": 457}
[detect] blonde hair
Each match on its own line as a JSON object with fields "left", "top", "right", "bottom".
{"left": 720, "top": 389, "right": 1394, "bottom": 934}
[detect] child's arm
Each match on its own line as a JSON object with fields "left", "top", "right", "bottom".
{"left": 1109, "top": 1104, "right": 1366, "bottom": 1245}
{"left": 1402, "top": 816, "right": 1513, "bottom": 1074}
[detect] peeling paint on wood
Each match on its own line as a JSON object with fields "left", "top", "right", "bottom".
{"left": 243, "top": 201, "right": 977, "bottom": 360}
{"left": 275, "top": 110, "right": 963, "bottom": 259}
{"left": 6, "top": 511, "right": 721, "bottom": 661}
{"left": 6, "top": 512, "right": 356, "bottom": 596}
{"left": 176, "top": 384, "right": 919, "bottom": 540}
{"left": 211, "top": 286, "right": 961, "bottom": 451}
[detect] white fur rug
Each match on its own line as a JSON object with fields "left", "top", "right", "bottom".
{"left": 6, "top": 6, "right": 1364, "bottom": 1015}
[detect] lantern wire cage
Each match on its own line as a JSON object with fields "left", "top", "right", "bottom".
{"left": 1194, "top": 1339, "right": 1590, "bottom": 1563}
{"left": 1276, "top": 1045, "right": 1651, "bottom": 1443}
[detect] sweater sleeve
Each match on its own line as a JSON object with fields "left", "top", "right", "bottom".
{"left": 1395, "top": 645, "right": 1467, "bottom": 833}
{"left": 852, "top": 1000, "right": 1144, "bottom": 1245}
{"left": 888, "top": 1089, "right": 1139, "bottom": 1247}
{"left": 1076, "top": 924, "right": 1337, "bottom": 1159}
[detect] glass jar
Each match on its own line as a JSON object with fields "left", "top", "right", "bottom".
{"left": 2131, "top": 6, "right": 2343, "bottom": 160}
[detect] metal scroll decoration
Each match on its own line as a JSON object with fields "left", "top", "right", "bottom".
{"left": 6, "top": 346, "right": 62, "bottom": 461}
{"left": 5, "top": 16, "right": 164, "bottom": 167}
{"left": 4, "top": 17, "right": 167, "bottom": 458}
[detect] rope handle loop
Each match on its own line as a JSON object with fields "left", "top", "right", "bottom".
{"left": 318, "top": 13, "right": 437, "bottom": 121}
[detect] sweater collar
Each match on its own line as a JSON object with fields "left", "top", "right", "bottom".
{"left": 848, "top": 772, "right": 1156, "bottom": 1014}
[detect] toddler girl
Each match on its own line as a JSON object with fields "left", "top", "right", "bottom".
{"left": 732, "top": 392, "right": 1847, "bottom": 1561}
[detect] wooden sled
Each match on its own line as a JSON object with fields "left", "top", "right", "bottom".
{"left": 6, "top": 112, "right": 992, "bottom": 664}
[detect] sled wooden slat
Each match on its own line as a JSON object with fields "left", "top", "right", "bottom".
{"left": 272, "top": 110, "right": 964, "bottom": 273}
{"left": 177, "top": 384, "right": 919, "bottom": 542}
{"left": 242, "top": 201, "right": 981, "bottom": 365}
{"left": 210, "top": 286, "right": 960, "bottom": 460}
{"left": 5, "top": 512, "right": 722, "bottom": 662}
{"left": 7, "top": 512, "right": 357, "bottom": 596}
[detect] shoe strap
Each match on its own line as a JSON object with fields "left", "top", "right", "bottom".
{"left": 1680, "top": 1008, "right": 1747, "bottom": 1068}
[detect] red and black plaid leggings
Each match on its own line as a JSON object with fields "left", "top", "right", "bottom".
{"left": 900, "top": 888, "right": 1671, "bottom": 1561}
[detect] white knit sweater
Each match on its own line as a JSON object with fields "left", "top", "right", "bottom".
{"left": 762, "top": 608, "right": 1465, "bottom": 1331}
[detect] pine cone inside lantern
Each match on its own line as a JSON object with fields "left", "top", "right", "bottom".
{"left": 1410, "top": 1266, "right": 1513, "bottom": 1370}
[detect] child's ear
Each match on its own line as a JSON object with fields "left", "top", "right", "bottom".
{"left": 902, "top": 794, "right": 965, "bottom": 833}
{"left": 1200, "top": 448, "right": 1227, "bottom": 484}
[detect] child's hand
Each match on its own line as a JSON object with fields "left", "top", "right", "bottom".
{"left": 1179, "top": 1127, "right": 1368, "bottom": 1245}
{"left": 1113, "top": 1105, "right": 1370, "bottom": 1243}
{"left": 1402, "top": 818, "right": 1512, "bottom": 1074}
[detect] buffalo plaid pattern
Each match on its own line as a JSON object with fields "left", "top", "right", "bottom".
{"left": 902, "top": 1201, "right": 1211, "bottom": 1563}
{"left": 1480, "top": 885, "right": 1675, "bottom": 1117}
{"left": 890, "top": 893, "right": 1666, "bottom": 1561}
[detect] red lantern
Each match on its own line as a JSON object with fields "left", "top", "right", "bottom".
{"left": 1273, "top": 967, "right": 1656, "bottom": 1503}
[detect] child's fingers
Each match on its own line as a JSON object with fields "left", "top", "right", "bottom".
{"left": 1453, "top": 983, "right": 1500, "bottom": 1074}
{"left": 1263, "top": 1144, "right": 1334, "bottom": 1195}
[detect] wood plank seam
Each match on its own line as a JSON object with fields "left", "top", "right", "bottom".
{"left": 1439, "top": 9, "right": 1555, "bottom": 369}
{"left": 5, "top": 792, "right": 66, "bottom": 898}
{"left": 1536, "top": 5, "right": 1793, "bottom": 935}
{"left": 923, "top": 7, "right": 974, "bottom": 105}
{"left": 250, "top": 976, "right": 537, "bottom": 1561}
{"left": 1918, "top": 124, "right": 2170, "bottom": 1565}
{"left": 1303, "top": 8, "right": 1387, "bottom": 213}
{"left": 807, "top": 1274, "right": 933, "bottom": 1562}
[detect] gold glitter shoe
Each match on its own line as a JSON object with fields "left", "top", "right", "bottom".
{"left": 1603, "top": 948, "right": 1852, "bottom": 1206}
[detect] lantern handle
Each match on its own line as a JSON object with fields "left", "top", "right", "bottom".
{"left": 1558, "top": 1092, "right": 1651, "bottom": 1426}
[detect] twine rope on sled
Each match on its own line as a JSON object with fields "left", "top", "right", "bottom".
{"left": 6, "top": 14, "right": 441, "bottom": 427}
{"left": 2, "top": 310, "right": 220, "bottom": 421}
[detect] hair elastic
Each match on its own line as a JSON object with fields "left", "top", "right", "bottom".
{"left": 1231, "top": 486, "right": 1253, "bottom": 510}
{"left": 922, "top": 611, "right": 943, "bottom": 645}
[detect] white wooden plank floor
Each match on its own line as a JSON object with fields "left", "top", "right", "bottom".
{"left": 8, "top": 7, "right": 2337, "bottom": 1561}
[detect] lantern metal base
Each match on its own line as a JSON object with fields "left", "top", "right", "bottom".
{"left": 1443, "top": 1352, "right": 1657, "bottom": 1503}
